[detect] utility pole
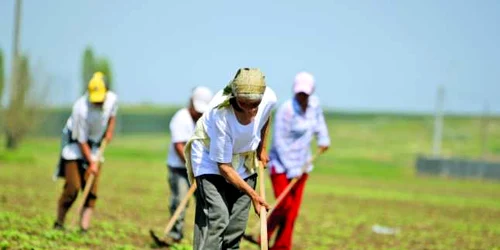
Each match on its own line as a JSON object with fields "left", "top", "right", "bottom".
{"left": 432, "top": 85, "right": 445, "bottom": 157}
{"left": 480, "top": 101, "right": 490, "bottom": 159}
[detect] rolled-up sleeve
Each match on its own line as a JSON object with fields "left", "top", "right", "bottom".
{"left": 273, "top": 104, "right": 294, "bottom": 166}
{"left": 314, "top": 105, "right": 331, "bottom": 147}
{"left": 110, "top": 101, "right": 118, "bottom": 117}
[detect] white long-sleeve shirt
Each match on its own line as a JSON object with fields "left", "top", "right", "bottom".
{"left": 269, "top": 95, "right": 330, "bottom": 178}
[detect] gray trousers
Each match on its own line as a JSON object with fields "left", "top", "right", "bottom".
{"left": 194, "top": 174, "right": 257, "bottom": 250}
{"left": 167, "top": 166, "right": 190, "bottom": 240}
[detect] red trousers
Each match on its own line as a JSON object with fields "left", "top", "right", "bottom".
{"left": 267, "top": 170, "right": 309, "bottom": 250}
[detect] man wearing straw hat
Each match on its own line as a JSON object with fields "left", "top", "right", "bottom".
{"left": 184, "top": 68, "right": 276, "bottom": 249}
{"left": 245, "top": 71, "right": 330, "bottom": 250}
{"left": 52, "top": 72, "right": 118, "bottom": 232}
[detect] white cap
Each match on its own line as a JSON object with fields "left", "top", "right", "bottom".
{"left": 293, "top": 72, "right": 315, "bottom": 95}
{"left": 192, "top": 86, "right": 213, "bottom": 113}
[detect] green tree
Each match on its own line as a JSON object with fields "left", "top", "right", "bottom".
{"left": 14, "top": 55, "right": 31, "bottom": 108}
{"left": 3, "top": 0, "right": 46, "bottom": 150}
{"left": 81, "top": 46, "right": 114, "bottom": 92}
{"left": 94, "top": 57, "right": 113, "bottom": 90}
{"left": 82, "top": 46, "right": 95, "bottom": 93}
{"left": 5, "top": 55, "right": 32, "bottom": 149}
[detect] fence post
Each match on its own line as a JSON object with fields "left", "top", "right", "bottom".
{"left": 432, "top": 85, "right": 445, "bottom": 157}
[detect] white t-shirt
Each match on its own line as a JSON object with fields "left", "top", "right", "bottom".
{"left": 191, "top": 87, "right": 277, "bottom": 179}
{"left": 62, "top": 92, "right": 118, "bottom": 160}
{"left": 167, "top": 108, "right": 195, "bottom": 168}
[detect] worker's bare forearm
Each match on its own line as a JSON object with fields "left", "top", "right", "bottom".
{"left": 218, "top": 163, "right": 258, "bottom": 199}
{"left": 105, "top": 116, "right": 116, "bottom": 142}
{"left": 78, "top": 142, "right": 93, "bottom": 163}
{"left": 174, "top": 142, "right": 186, "bottom": 164}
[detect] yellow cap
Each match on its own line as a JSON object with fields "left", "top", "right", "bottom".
{"left": 88, "top": 72, "right": 107, "bottom": 103}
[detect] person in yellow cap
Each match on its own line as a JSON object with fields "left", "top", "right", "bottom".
{"left": 52, "top": 72, "right": 118, "bottom": 232}
{"left": 184, "top": 68, "right": 277, "bottom": 249}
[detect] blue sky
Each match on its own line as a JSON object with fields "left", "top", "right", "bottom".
{"left": 1, "top": 0, "right": 499, "bottom": 113}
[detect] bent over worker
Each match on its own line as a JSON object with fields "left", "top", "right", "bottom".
{"left": 53, "top": 72, "right": 118, "bottom": 232}
{"left": 184, "top": 68, "right": 277, "bottom": 249}
{"left": 245, "top": 71, "right": 330, "bottom": 250}
{"left": 164, "top": 86, "right": 213, "bottom": 243}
